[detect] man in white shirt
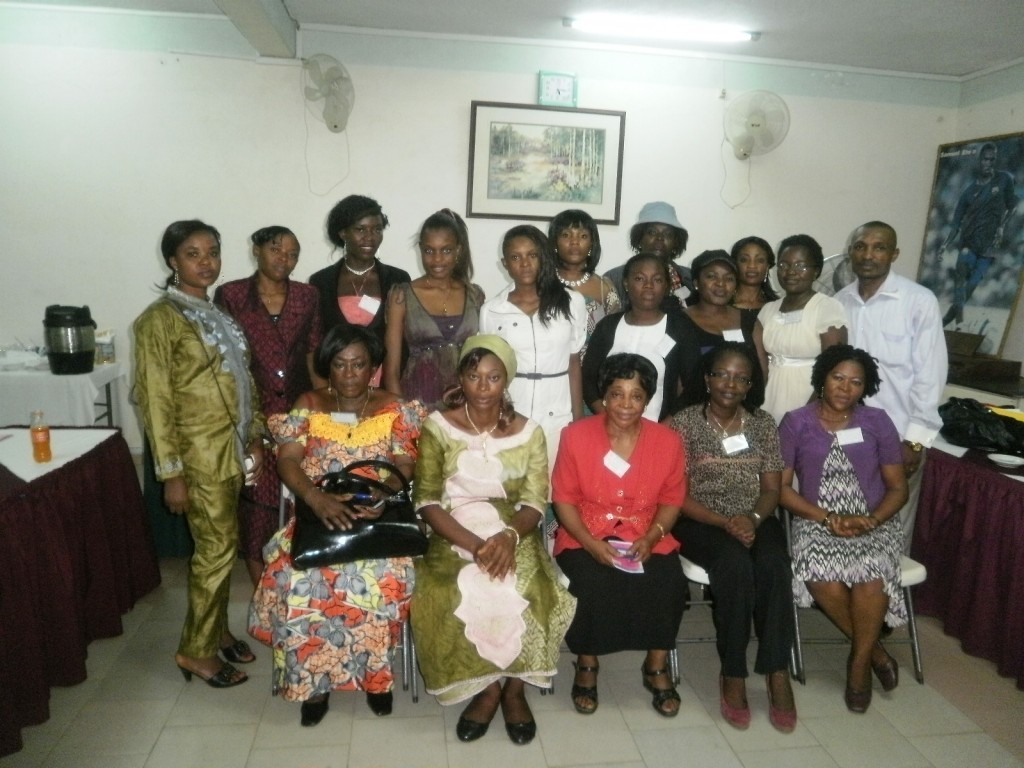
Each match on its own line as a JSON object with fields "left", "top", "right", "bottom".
{"left": 836, "top": 221, "right": 947, "bottom": 553}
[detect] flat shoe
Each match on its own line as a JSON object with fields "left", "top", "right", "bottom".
{"left": 871, "top": 652, "right": 899, "bottom": 692}
{"left": 177, "top": 662, "right": 248, "bottom": 688}
{"left": 301, "top": 694, "right": 330, "bottom": 727}
{"left": 220, "top": 639, "right": 256, "bottom": 664}
{"left": 719, "top": 675, "right": 750, "bottom": 730}
{"left": 456, "top": 715, "right": 490, "bottom": 742}
{"left": 641, "top": 665, "right": 681, "bottom": 718}
{"left": 571, "top": 661, "right": 599, "bottom": 715}
{"left": 366, "top": 691, "right": 393, "bottom": 716}
{"left": 844, "top": 686, "right": 872, "bottom": 713}
{"left": 505, "top": 720, "right": 536, "bottom": 745}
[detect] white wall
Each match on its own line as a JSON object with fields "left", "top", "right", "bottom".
{"left": 1, "top": 18, "right": 1018, "bottom": 451}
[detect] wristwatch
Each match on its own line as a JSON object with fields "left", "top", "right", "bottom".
{"left": 904, "top": 440, "right": 924, "bottom": 452}
{"left": 748, "top": 511, "right": 763, "bottom": 525}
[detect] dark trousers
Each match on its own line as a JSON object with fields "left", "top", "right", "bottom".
{"left": 674, "top": 515, "right": 794, "bottom": 678}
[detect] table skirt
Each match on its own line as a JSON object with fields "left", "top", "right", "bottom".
{"left": 0, "top": 430, "right": 161, "bottom": 756}
{"left": 912, "top": 447, "right": 1024, "bottom": 690}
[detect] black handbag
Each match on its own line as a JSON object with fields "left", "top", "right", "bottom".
{"left": 291, "top": 459, "right": 428, "bottom": 568}
{"left": 939, "top": 397, "right": 1024, "bottom": 456}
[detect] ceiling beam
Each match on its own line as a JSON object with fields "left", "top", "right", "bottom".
{"left": 214, "top": 0, "right": 296, "bottom": 58}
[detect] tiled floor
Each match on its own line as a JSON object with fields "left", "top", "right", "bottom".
{"left": 4, "top": 558, "right": 1023, "bottom": 768}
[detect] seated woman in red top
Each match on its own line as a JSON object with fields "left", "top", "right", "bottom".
{"left": 552, "top": 353, "right": 687, "bottom": 718}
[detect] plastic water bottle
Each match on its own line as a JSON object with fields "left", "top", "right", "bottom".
{"left": 30, "top": 410, "right": 52, "bottom": 463}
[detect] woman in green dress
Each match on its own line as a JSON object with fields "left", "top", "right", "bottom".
{"left": 411, "top": 334, "right": 576, "bottom": 746}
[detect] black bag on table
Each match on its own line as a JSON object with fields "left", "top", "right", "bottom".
{"left": 291, "top": 459, "right": 428, "bottom": 569}
{"left": 938, "top": 397, "right": 1024, "bottom": 457}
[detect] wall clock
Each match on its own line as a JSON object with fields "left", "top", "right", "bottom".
{"left": 538, "top": 71, "right": 578, "bottom": 107}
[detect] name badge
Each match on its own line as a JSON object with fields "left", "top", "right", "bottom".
{"left": 656, "top": 334, "right": 676, "bottom": 358}
{"left": 723, "top": 329, "right": 744, "bottom": 342}
{"left": 331, "top": 411, "right": 358, "bottom": 424}
{"left": 782, "top": 311, "right": 804, "bottom": 325}
{"left": 722, "top": 433, "right": 749, "bottom": 455}
{"left": 358, "top": 294, "right": 381, "bottom": 315}
{"left": 603, "top": 450, "right": 630, "bottom": 477}
{"left": 836, "top": 427, "right": 863, "bottom": 445}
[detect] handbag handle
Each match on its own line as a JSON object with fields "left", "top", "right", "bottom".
{"left": 319, "top": 458, "right": 412, "bottom": 497}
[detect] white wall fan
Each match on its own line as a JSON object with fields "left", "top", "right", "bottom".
{"left": 302, "top": 54, "right": 355, "bottom": 133}
{"left": 723, "top": 90, "right": 790, "bottom": 159}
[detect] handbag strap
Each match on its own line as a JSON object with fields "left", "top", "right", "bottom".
{"left": 329, "top": 458, "right": 412, "bottom": 496}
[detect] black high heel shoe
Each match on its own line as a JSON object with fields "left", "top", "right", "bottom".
{"left": 366, "top": 691, "right": 393, "bottom": 716}
{"left": 177, "top": 662, "right": 248, "bottom": 688}
{"left": 219, "top": 639, "right": 256, "bottom": 664}
{"left": 301, "top": 694, "right": 330, "bottom": 727}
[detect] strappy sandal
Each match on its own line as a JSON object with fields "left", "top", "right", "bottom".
{"left": 641, "top": 665, "right": 681, "bottom": 718}
{"left": 220, "top": 639, "right": 256, "bottom": 664}
{"left": 571, "top": 661, "right": 599, "bottom": 715}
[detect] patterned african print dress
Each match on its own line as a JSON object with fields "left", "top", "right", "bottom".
{"left": 410, "top": 411, "right": 576, "bottom": 706}
{"left": 248, "top": 399, "right": 426, "bottom": 701}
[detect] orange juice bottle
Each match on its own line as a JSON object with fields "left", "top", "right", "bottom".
{"left": 30, "top": 410, "right": 52, "bottom": 463}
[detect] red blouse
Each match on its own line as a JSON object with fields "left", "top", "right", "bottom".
{"left": 552, "top": 414, "right": 686, "bottom": 556}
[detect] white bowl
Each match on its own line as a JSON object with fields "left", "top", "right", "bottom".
{"left": 988, "top": 453, "right": 1024, "bottom": 469}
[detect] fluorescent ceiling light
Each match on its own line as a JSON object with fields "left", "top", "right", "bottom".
{"left": 565, "top": 14, "right": 757, "bottom": 43}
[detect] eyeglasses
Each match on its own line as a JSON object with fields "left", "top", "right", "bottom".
{"left": 708, "top": 371, "right": 752, "bottom": 386}
{"left": 777, "top": 262, "right": 812, "bottom": 274}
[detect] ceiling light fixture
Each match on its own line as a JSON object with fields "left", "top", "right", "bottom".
{"left": 564, "top": 14, "right": 759, "bottom": 44}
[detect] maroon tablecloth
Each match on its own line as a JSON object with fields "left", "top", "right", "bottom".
{"left": 0, "top": 430, "right": 162, "bottom": 756}
{"left": 912, "top": 447, "right": 1024, "bottom": 690}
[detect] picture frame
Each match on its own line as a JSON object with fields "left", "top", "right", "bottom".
{"left": 466, "top": 101, "right": 626, "bottom": 224}
{"left": 917, "top": 132, "right": 1024, "bottom": 356}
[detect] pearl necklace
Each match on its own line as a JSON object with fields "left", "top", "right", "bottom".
{"left": 465, "top": 403, "right": 498, "bottom": 450}
{"left": 558, "top": 271, "right": 592, "bottom": 288}
{"left": 343, "top": 257, "right": 375, "bottom": 276}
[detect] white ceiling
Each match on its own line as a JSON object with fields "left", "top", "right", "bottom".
{"left": 13, "top": 0, "right": 1024, "bottom": 78}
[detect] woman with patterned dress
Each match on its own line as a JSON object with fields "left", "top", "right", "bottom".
{"left": 480, "top": 225, "right": 586, "bottom": 470}
{"left": 214, "top": 225, "right": 322, "bottom": 586}
{"left": 134, "top": 220, "right": 266, "bottom": 688}
{"left": 309, "top": 195, "right": 410, "bottom": 385}
{"left": 384, "top": 209, "right": 484, "bottom": 408}
{"left": 554, "top": 354, "right": 687, "bottom": 719}
{"left": 411, "top": 335, "right": 576, "bottom": 746}
{"left": 248, "top": 325, "right": 426, "bottom": 726}
{"left": 779, "top": 345, "right": 907, "bottom": 714}
{"left": 756, "top": 234, "right": 847, "bottom": 424}
{"left": 668, "top": 342, "right": 796, "bottom": 733}
{"left": 548, "top": 209, "right": 621, "bottom": 361}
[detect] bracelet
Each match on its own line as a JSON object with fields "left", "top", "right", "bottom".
{"left": 650, "top": 522, "right": 666, "bottom": 540}
{"left": 748, "top": 511, "right": 763, "bottom": 526}
{"left": 820, "top": 512, "right": 833, "bottom": 528}
{"left": 501, "top": 526, "right": 520, "bottom": 547}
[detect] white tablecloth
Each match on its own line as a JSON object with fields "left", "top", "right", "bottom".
{"left": 0, "top": 428, "right": 116, "bottom": 482}
{"left": 0, "top": 361, "right": 124, "bottom": 427}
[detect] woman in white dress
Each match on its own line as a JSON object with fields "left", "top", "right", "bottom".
{"left": 757, "top": 235, "right": 847, "bottom": 424}
{"left": 480, "top": 225, "right": 586, "bottom": 470}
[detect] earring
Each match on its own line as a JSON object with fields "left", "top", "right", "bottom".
{"left": 172, "top": 269, "right": 179, "bottom": 286}
{"left": 818, "top": 387, "right": 824, "bottom": 399}
{"left": 601, "top": 399, "right": 607, "bottom": 408}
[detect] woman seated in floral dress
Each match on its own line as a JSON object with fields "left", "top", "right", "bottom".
{"left": 249, "top": 325, "right": 426, "bottom": 727}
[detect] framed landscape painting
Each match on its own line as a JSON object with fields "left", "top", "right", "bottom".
{"left": 916, "top": 131, "right": 1024, "bottom": 356}
{"left": 466, "top": 101, "right": 626, "bottom": 224}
